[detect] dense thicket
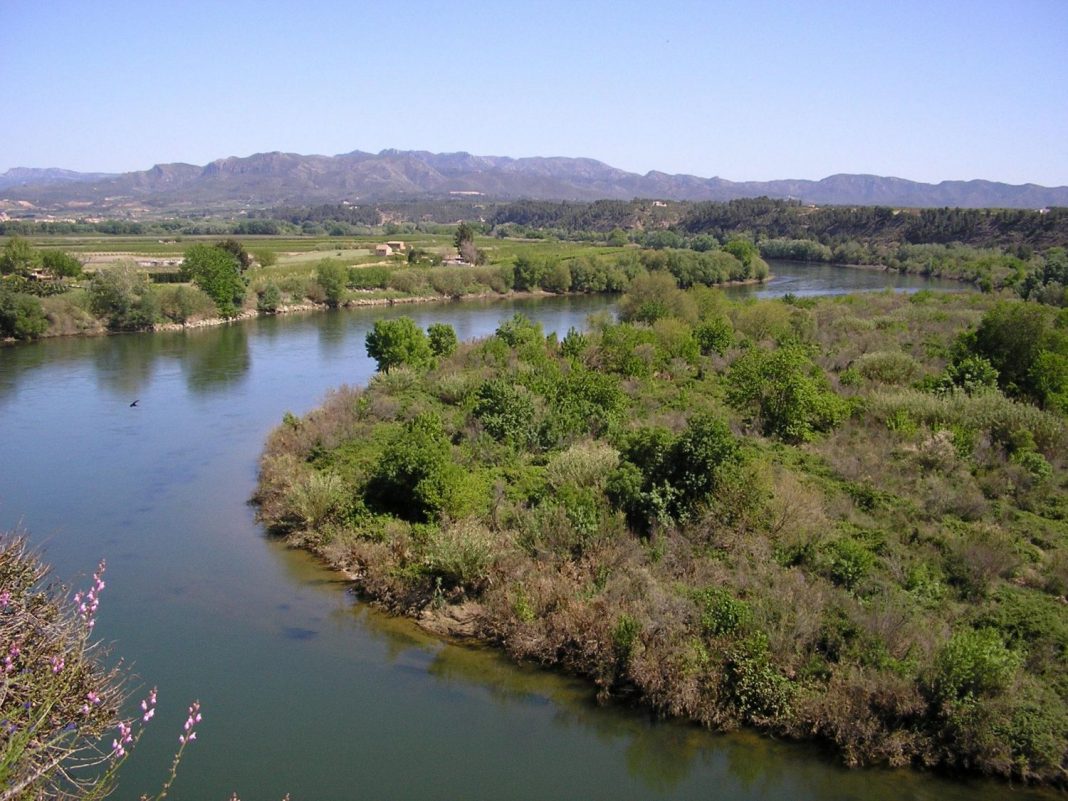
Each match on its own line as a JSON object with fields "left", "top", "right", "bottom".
{"left": 256, "top": 287, "right": 1068, "bottom": 785}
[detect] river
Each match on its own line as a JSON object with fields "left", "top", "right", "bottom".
{"left": 0, "top": 263, "right": 1052, "bottom": 800}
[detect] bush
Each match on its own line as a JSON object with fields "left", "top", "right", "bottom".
{"left": 698, "top": 587, "right": 752, "bottom": 636}
{"left": 608, "top": 415, "right": 742, "bottom": 530}
{"left": 727, "top": 344, "right": 849, "bottom": 441}
{"left": 156, "top": 284, "right": 216, "bottom": 323}
{"left": 428, "top": 322, "right": 458, "bottom": 358}
{"left": 618, "top": 272, "right": 697, "bottom": 324}
{"left": 315, "top": 259, "right": 348, "bottom": 307}
{"left": 472, "top": 379, "right": 538, "bottom": 448}
{"left": 87, "top": 264, "right": 158, "bottom": 330}
{"left": 0, "top": 537, "right": 124, "bottom": 797}
{"left": 968, "top": 301, "right": 1068, "bottom": 409}
{"left": 256, "top": 282, "right": 282, "bottom": 313}
{"left": 853, "top": 350, "right": 923, "bottom": 385}
{"left": 367, "top": 413, "right": 457, "bottom": 522}
{"left": 181, "top": 243, "right": 247, "bottom": 316}
{"left": 421, "top": 519, "right": 497, "bottom": 591}
{"left": 40, "top": 249, "right": 83, "bottom": 278}
{"left": 512, "top": 254, "right": 547, "bottom": 291}
{"left": 932, "top": 628, "right": 1020, "bottom": 702}
{"left": 348, "top": 266, "right": 391, "bottom": 289}
{"left": 541, "top": 261, "right": 572, "bottom": 293}
{"left": 365, "top": 317, "right": 432, "bottom": 372}
{"left": 694, "top": 317, "right": 734, "bottom": 355}
{"left": 0, "top": 288, "right": 48, "bottom": 339}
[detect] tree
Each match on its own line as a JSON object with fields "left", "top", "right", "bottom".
{"left": 0, "top": 288, "right": 48, "bottom": 339}
{"left": 967, "top": 301, "right": 1068, "bottom": 410}
{"left": 366, "top": 413, "right": 460, "bottom": 521}
{"left": 182, "top": 244, "right": 247, "bottom": 316}
{"left": 512, "top": 254, "right": 547, "bottom": 291}
{"left": 215, "top": 238, "right": 252, "bottom": 270}
{"left": 365, "top": 317, "right": 432, "bottom": 372}
{"left": 40, "top": 250, "right": 83, "bottom": 278}
{"left": 315, "top": 259, "right": 347, "bottom": 307}
{"left": 726, "top": 343, "right": 848, "bottom": 441}
{"left": 428, "top": 322, "right": 458, "bottom": 358}
{"left": 88, "top": 264, "right": 158, "bottom": 330}
{"left": 0, "top": 236, "right": 40, "bottom": 276}
{"left": 454, "top": 221, "right": 475, "bottom": 253}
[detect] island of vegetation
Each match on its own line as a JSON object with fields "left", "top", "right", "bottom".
{"left": 255, "top": 281, "right": 1068, "bottom": 785}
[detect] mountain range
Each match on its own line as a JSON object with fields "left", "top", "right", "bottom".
{"left": 2, "top": 149, "right": 1066, "bottom": 214}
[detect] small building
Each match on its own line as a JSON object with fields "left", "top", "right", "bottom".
{"left": 375, "top": 244, "right": 394, "bottom": 257}
{"left": 386, "top": 240, "right": 407, "bottom": 252}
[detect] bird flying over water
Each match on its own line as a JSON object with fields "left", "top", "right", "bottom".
{"left": 130, "top": 400, "right": 139, "bottom": 407}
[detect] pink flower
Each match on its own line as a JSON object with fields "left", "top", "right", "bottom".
{"left": 140, "top": 687, "right": 158, "bottom": 722}
{"left": 49, "top": 655, "right": 64, "bottom": 673}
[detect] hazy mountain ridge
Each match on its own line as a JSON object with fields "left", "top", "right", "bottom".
{"left": 3, "top": 150, "right": 1066, "bottom": 212}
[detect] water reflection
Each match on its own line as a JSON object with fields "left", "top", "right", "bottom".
{"left": 316, "top": 308, "right": 350, "bottom": 359}
{"left": 181, "top": 324, "right": 251, "bottom": 395}
{"left": 92, "top": 333, "right": 169, "bottom": 397}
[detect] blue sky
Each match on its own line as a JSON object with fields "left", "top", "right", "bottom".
{"left": 2, "top": 0, "right": 1067, "bottom": 185}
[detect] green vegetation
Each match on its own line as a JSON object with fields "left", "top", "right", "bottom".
{"left": 256, "top": 286, "right": 1068, "bottom": 785}
{"left": 3, "top": 199, "right": 1065, "bottom": 346}
{"left": 180, "top": 242, "right": 247, "bottom": 316}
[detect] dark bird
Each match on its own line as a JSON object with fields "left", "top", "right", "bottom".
{"left": 129, "top": 400, "right": 139, "bottom": 407}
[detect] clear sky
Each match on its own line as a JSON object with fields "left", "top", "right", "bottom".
{"left": 2, "top": 0, "right": 1066, "bottom": 185}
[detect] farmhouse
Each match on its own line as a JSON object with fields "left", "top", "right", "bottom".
{"left": 374, "top": 244, "right": 394, "bottom": 257}
{"left": 385, "top": 240, "right": 406, "bottom": 252}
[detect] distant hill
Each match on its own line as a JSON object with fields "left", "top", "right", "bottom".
{"left": 0, "top": 167, "right": 116, "bottom": 192}
{"left": 2, "top": 150, "right": 1066, "bottom": 213}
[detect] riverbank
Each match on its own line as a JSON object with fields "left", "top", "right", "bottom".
{"left": 254, "top": 287, "right": 1068, "bottom": 787}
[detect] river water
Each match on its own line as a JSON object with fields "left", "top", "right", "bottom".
{"left": 0, "top": 264, "right": 1052, "bottom": 800}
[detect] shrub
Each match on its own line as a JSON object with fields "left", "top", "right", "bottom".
{"left": 545, "top": 441, "right": 620, "bottom": 490}
{"left": 181, "top": 243, "right": 246, "bottom": 316}
{"left": 512, "top": 254, "right": 547, "bottom": 291}
{"left": 315, "top": 259, "right": 348, "bottom": 307}
{"left": 428, "top": 322, "right": 458, "bottom": 358}
{"left": 823, "top": 538, "right": 876, "bottom": 590}
{"left": 725, "top": 635, "right": 793, "bottom": 721}
{"left": 0, "top": 288, "right": 48, "bottom": 339}
{"left": 608, "top": 415, "right": 742, "bottom": 530}
{"left": 421, "top": 519, "right": 497, "bottom": 591}
{"left": 366, "top": 413, "right": 456, "bottom": 522}
{"left": 348, "top": 266, "right": 391, "bottom": 289}
{"left": 40, "top": 249, "right": 83, "bottom": 278}
{"left": 968, "top": 301, "right": 1068, "bottom": 409}
{"left": 726, "top": 344, "right": 848, "bottom": 441}
{"left": 932, "top": 355, "right": 1000, "bottom": 395}
{"left": 694, "top": 317, "right": 734, "bottom": 355}
{"left": 853, "top": 350, "right": 923, "bottom": 385}
{"left": 612, "top": 614, "right": 642, "bottom": 665}
{"left": 87, "top": 264, "right": 158, "bottom": 330}
{"left": 617, "top": 272, "right": 697, "bottom": 324}
{"left": 0, "top": 537, "right": 123, "bottom": 797}
{"left": 472, "top": 379, "right": 538, "bottom": 448}
{"left": 697, "top": 587, "right": 752, "bottom": 636}
{"left": 541, "top": 261, "right": 572, "bottom": 294}
{"left": 256, "top": 282, "right": 282, "bottom": 313}
{"left": 932, "top": 628, "right": 1020, "bottom": 702}
{"left": 365, "top": 317, "right": 432, "bottom": 372}
{"left": 494, "top": 314, "right": 543, "bottom": 348}
{"left": 156, "top": 284, "right": 216, "bottom": 323}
